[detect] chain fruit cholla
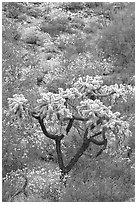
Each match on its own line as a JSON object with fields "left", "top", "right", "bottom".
{"left": 7, "top": 75, "right": 133, "bottom": 179}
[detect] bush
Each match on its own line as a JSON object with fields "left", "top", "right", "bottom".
{"left": 40, "top": 22, "right": 67, "bottom": 36}
{"left": 27, "top": 7, "right": 42, "bottom": 18}
{"left": 20, "top": 27, "right": 43, "bottom": 44}
{"left": 98, "top": 3, "right": 135, "bottom": 72}
{"left": 3, "top": 2, "right": 26, "bottom": 19}
{"left": 62, "top": 2, "right": 85, "bottom": 12}
{"left": 60, "top": 176, "right": 134, "bottom": 202}
{"left": 85, "top": 2, "right": 103, "bottom": 9}
{"left": 59, "top": 154, "right": 135, "bottom": 202}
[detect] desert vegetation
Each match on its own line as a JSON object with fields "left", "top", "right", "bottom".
{"left": 2, "top": 2, "right": 135, "bottom": 202}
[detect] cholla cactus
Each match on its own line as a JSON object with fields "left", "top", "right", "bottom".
{"left": 8, "top": 75, "right": 133, "bottom": 178}
{"left": 8, "top": 94, "right": 28, "bottom": 113}
{"left": 7, "top": 94, "right": 29, "bottom": 125}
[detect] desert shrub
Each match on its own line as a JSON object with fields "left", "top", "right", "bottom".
{"left": 84, "top": 20, "right": 102, "bottom": 33}
{"left": 65, "top": 36, "right": 87, "bottom": 54}
{"left": 27, "top": 7, "right": 42, "bottom": 18}
{"left": 60, "top": 176, "right": 134, "bottom": 202}
{"left": 20, "top": 26, "right": 44, "bottom": 45}
{"left": 61, "top": 2, "right": 85, "bottom": 12}
{"left": 70, "top": 16, "right": 85, "bottom": 30}
{"left": 40, "top": 8, "right": 70, "bottom": 36}
{"left": 98, "top": 3, "right": 135, "bottom": 72}
{"left": 85, "top": 2, "right": 103, "bottom": 9}
{"left": 59, "top": 153, "right": 135, "bottom": 202}
{"left": 48, "top": 8, "right": 70, "bottom": 25}
{"left": 3, "top": 2, "right": 26, "bottom": 19}
{"left": 40, "top": 22, "right": 67, "bottom": 37}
